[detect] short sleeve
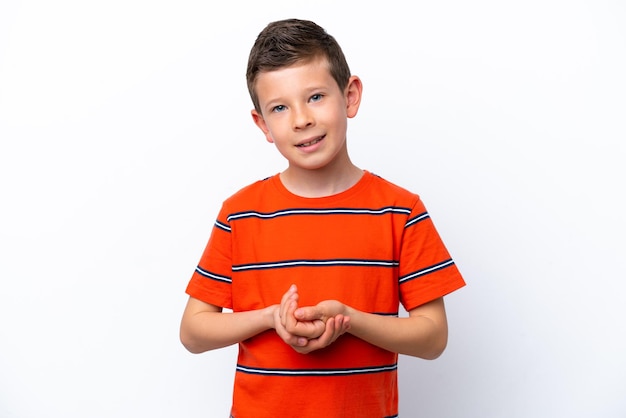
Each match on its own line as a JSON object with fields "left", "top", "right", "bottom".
{"left": 398, "top": 197, "right": 465, "bottom": 311}
{"left": 185, "top": 203, "right": 234, "bottom": 309}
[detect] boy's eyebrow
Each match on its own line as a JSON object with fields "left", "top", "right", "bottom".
{"left": 262, "top": 84, "right": 331, "bottom": 105}
{"left": 261, "top": 89, "right": 328, "bottom": 113}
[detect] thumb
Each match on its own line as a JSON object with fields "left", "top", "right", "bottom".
{"left": 294, "top": 306, "right": 322, "bottom": 321}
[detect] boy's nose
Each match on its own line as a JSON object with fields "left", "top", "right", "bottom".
{"left": 292, "top": 106, "right": 314, "bottom": 130}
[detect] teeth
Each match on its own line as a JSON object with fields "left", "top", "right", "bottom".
{"left": 298, "top": 138, "right": 321, "bottom": 147}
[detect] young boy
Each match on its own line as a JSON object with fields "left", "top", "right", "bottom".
{"left": 180, "top": 18, "right": 465, "bottom": 418}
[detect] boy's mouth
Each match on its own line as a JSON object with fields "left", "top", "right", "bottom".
{"left": 296, "top": 136, "right": 325, "bottom": 147}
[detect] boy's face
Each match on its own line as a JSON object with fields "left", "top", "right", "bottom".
{"left": 251, "top": 57, "right": 362, "bottom": 173}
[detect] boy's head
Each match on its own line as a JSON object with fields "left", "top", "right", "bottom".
{"left": 246, "top": 19, "right": 351, "bottom": 114}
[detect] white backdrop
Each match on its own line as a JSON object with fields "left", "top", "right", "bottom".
{"left": 1, "top": 1, "right": 625, "bottom": 417}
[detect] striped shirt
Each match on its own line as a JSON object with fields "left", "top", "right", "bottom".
{"left": 186, "top": 171, "right": 465, "bottom": 418}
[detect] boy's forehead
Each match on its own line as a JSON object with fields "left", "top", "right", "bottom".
{"left": 255, "top": 57, "right": 335, "bottom": 96}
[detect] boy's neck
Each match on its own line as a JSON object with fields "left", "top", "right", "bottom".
{"left": 279, "top": 161, "right": 364, "bottom": 198}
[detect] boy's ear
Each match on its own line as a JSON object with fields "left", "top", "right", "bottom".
{"left": 251, "top": 109, "right": 274, "bottom": 143}
{"left": 345, "top": 75, "right": 363, "bottom": 119}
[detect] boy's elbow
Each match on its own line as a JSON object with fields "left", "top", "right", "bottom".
{"left": 420, "top": 328, "right": 448, "bottom": 360}
{"left": 423, "top": 340, "right": 447, "bottom": 360}
{"left": 181, "top": 338, "right": 202, "bottom": 354}
{"left": 180, "top": 326, "right": 206, "bottom": 354}
{"left": 408, "top": 297, "right": 450, "bottom": 360}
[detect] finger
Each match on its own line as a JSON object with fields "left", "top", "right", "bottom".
{"left": 327, "top": 316, "right": 343, "bottom": 342}
{"left": 274, "top": 316, "right": 303, "bottom": 347}
{"left": 324, "top": 316, "right": 349, "bottom": 343}
{"left": 273, "top": 302, "right": 302, "bottom": 346}
{"left": 274, "top": 323, "right": 297, "bottom": 345}
{"left": 308, "top": 317, "right": 337, "bottom": 350}
{"left": 291, "top": 317, "right": 342, "bottom": 354}
{"left": 286, "top": 336, "right": 313, "bottom": 354}
{"left": 332, "top": 315, "right": 350, "bottom": 338}
{"left": 283, "top": 299, "right": 300, "bottom": 331}
{"left": 294, "top": 305, "right": 324, "bottom": 322}
{"left": 279, "top": 286, "right": 298, "bottom": 327}
{"left": 340, "top": 315, "right": 351, "bottom": 333}
{"left": 279, "top": 285, "right": 296, "bottom": 313}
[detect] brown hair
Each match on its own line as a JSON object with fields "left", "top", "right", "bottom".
{"left": 246, "top": 18, "right": 351, "bottom": 113}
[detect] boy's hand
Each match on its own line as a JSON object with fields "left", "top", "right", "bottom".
{"left": 275, "top": 285, "right": 351, "bottom": 354}
{"left": 293, "top": 299, "right": 350, "bottom": 324}
{"left": 277, "top": 285, "right": 325, "bottom": 339}
{"left": 289, "top": 313, "right": 351, "bottom": 354}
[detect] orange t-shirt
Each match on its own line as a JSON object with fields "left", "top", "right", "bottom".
{"left": 186, "top": 171, "right": 465, "bottom": 418}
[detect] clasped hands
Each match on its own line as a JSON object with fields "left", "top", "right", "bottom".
{"left": 273, "top": 284, "right": 351, "bottom": 354}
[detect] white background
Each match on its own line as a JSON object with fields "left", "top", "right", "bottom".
{"left": 1, "top": 1, "right": 625, "bottom": 417}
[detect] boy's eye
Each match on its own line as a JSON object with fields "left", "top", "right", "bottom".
{"left": 272, "top": 105, "right": 286, "bottom": 113}
{"left": 310, "top": 94, "right": 323, "bottom": 102}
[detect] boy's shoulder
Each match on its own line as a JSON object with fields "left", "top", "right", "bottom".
{"left": 368, "top": 171, "right": 417, "bottom": 195}
{"left": 366, "top": 171, "right": 423, "bottom": 208}
{"left": 225, "top": 174, "right": 276, "bottom": 200}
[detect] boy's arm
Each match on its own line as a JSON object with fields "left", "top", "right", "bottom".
{"left": 180, "top": 297, "right": 276, "bottom": 354}
{"left": 345, "top": 298, "right": 448, "bottom": 359}
{"left": 289, "top": 295, "right": 449, "bottom": 359}
{"left": 180, "top": 290, "right": 330, "bottom": 354}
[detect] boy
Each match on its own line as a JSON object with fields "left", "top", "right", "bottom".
{"left": 180, "top": 18, "right": 465, "bottom": 418}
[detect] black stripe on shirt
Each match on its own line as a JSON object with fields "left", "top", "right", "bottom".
{"left": 195, "top": 266, "right": 232, "bottom": 284}
{"left": 398, "top": 259, "right": 455, "bottom": 284}
{"left": 236, "top": 363, "right": 398, "bottom": 377}
{"left": 227, "top": 206, "right": 411, "bottom": 222}
{"left": 232, "top": 258, "right": 399, "bottom": 272}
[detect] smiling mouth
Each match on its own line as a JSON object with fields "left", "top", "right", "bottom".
{"left": 297, "top": 136, "right": 324, "bottom": 147}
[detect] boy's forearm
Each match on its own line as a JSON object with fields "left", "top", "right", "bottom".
{"left": 345, "top": 298, "right": 449, "bottom": 359}
{"left": 180, "top": 301, "right": 276, "bottom": 354}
